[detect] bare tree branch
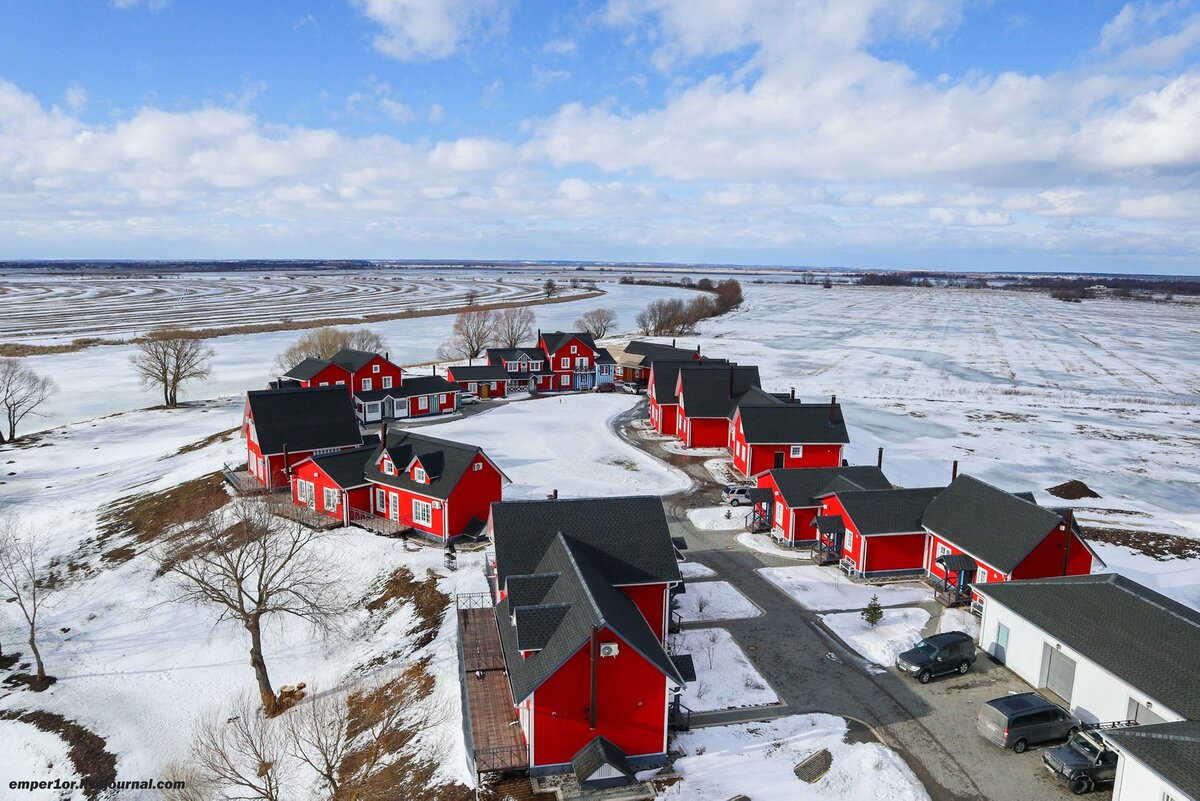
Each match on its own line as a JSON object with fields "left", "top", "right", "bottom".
{"left": 438, "top": 310, "right": 494, "bottom": 363}
{"left": 490, "top": 307, "right": 535, "bottom": 350}
{"left": 131, "top": 329, "right": 214, "bottom": 407}
{"left": 0, "top": 358, "right": 56, "bottom": 443}
{"left": 273, "top": 327, "right": 387, "bottom": 375}
{"left": 574, "top": 308, "right": 617, "bottom": 339}
{"left": 190, "top": 696, "right": 289, "bottom": 801}
{"left": 0, "top": 517, "right": 58, "bottom": 688}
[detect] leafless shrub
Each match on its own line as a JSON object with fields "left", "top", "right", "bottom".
{"left": 190, "top": 696, "right": 290, "bottom": 801}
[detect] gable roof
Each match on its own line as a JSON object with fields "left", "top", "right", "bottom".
{"left": 368, "top": 429, "right": 495, "bottom": 500}
{"left": 737, "top": 402, "right": 850, "bottom": 445}
{"left": 541, "top": 330, "right": 597, "bottom": 356}
{"left": 357, "top": 374, "right": 460, "bottom": 401}
{"left": 490, "top": 496, "right": 681, "bottom": 587}
{"left": 486, "top": 347, "right": 546, "bottom": 366}
{"left": 650, "top": 360, "right": 727, "bottom": 403}
{"left": 766, "top": 466, "right": 892, "bottom": 508}
{"left": 922, "top": 474, "right": 1063, "bottom": 573}
{"left": 678, "top": 365, "right": 761, "bottom": 418}
{"left": 496, "top": 533, "right": 683, "bottom": 702}
{"left": 281, "top": 357, "right": 342, "bottom": 382}
{"left": 595, "top": 347, "right": 616, "bottom": 365}
{"left": 1106, "top": 720, "right": 1200, "bottom": 799}
{"left": 974, "top": 574, "right": 1200, "bottom": 720}
{"left": 833, "top": 487, "right": 945, "bottom": 535}
{"left": 303, "top": 445, "right": 376, "bottom": 489}
{"left": 572, "top": 736, "right": 634, "bottom": 786}
{"left": 245, "top": 386, "right": 362, "bottom": 456}
{"left": 446, "top": 364, "right": 510, "bottom": 381}
{"left": 621, "top": 340, "right": 708, "bottom": 367}
{"left": 329, "top": 348, "right": 382, "bottom": 373}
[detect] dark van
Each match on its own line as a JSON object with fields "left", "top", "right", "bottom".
{"left": 977, "top": 693, "right": 1082, "bottom": 753}
{"left": 895, "top": 631, "right": 977, "bottom": 683}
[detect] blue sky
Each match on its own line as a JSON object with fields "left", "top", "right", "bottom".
{"left": 1, "top": 1, "right": 1199, "bottom": 273}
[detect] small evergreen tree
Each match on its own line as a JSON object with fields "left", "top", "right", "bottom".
{"left": 861, "top": 594, "right": 884, "bottom": 628}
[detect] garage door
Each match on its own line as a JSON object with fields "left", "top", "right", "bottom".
{"left": 1046, "top": 648, "right": 1076, "bottom": 703}
{"left": 1128, "top": 700, "right": 1167, "bottom": 725}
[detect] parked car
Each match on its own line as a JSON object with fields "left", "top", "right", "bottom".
{"left": 722, "top": 485, "right": 753, "bottom": 506}
{"left": 895, "top": 631, "right": 976, "bottom": 683}
{"left": 594, "top": 383, "right": 616, "bottom": 393}
{"left": 976, "top": 692, "right": 1081, "bottom": 753}
{"left": 622, "top": 382, "right": 646, "bottom": 394}
{"left": 459, "top": 393, "right": 480, "bottom": 405}
{"left": 1043, "top": 729, "right": 1120, "bottom": 795}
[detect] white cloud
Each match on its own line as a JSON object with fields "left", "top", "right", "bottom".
{"left": 429, "top": 103, "right": 445, "bottom": 122}
{"left": 64, "top": 85, "right": 88, "bottom": 113}
{"left": 353, "top": 0, "right": 509, "bottom": 61}
{"left": 543, "top": 38, "right": 577, "bottom": 55}
{"left": 378, "top": 97, "right": 415, "bottom": 124}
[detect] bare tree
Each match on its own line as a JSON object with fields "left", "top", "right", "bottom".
{"left": 542, "top": 279, "right": 558, "bottom": 298}
{"left": 131, "top": 330, "right": 214, "bottom": 407}
{"left": 190, "top": 696, "right": 289, "bottom": 801}
{"left": 575, "top": 308, "right": 617, "bottom": 339}
{"left": 491, "top": 307, "right": 535, "bottom": 349}
{"left": 155, "top": 501, "right": 344, "bottom": 714}
{"left": 0, "top": 358, "right": 56, "bottom": 443}
{"left": 284, "top": 690, "right": 350, "bottom": 798}
{"left": 273, "top": 327, "right": 387, "bottom": 374}
{"left": 438, "top": 309, "right": 494, "bottom": 363}
{"left": 463, "top": 288, "right": 479, "bottom": 306}
{"left": 0, "top": 519, "right": 58, "bottom": 689}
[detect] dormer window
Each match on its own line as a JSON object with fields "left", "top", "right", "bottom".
{"left": 383, "top": 459, "right": 395, "bottom": 476}
{"left": 414, "top": 466, "right": 427, "bottom": 483}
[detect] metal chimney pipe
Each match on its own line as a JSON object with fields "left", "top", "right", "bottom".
{"left": 790, "top": 387, "right": 796, "bottom": 402}
{"left": 952, "top": 460, "right": 959, "bottom": 480}
{"left": 877, "top": 447, "right": 884, "bottom": 468}
{"left": 829, "top": 395, "right": 837, "bottom": 423}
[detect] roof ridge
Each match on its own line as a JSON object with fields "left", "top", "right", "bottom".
{"left": 553, "top": 532, "right": 606, "bottom": 624}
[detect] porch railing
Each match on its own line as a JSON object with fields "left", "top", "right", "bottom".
{"left": 474, "top": 744, "right": 528, "bottom": 773}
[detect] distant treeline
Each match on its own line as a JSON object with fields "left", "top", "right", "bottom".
{"left": 1010, "top": 275, "right": 1200, "bottom": 297}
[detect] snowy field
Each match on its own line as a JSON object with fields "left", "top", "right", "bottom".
{"left": 821, "top": 609, "right": 932, "bottom": 670}
{"left": 759, "top": 566, "right": 934, "bottom": 610}
{"left": 418, "top": 393, "right": 691, "bottom": 500}
{"left": 660, "top": 714, "right": 930, "bottom": 801}
{"left": 670, "top": 628, "right": 778, "bottom": 712}
{"left": 674, "top": 581, "right": 762, "bottom": 622}
{"left": 19, "top": 279, "right": 695, "bottom": 432}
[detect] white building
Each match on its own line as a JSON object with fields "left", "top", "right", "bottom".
{"left": 1106, "top": 721, "right": 1199, "bottom": 801}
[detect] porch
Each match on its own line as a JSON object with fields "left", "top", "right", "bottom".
{"left": 273, "top": 502, "right": 343, "bottom": 531}
{"left": 456, "top": 594, "right": 528, "bottom": 775}
{"left": 222, "top": 462, "right": 280, "bottom": 496}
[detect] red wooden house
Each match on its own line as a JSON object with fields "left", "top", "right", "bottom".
{"left": 280, "top": 348, "right": 404, "bottom": 395}
{"left": 288, "top": 444, "right": 377, "bottom": 526}
{"left": 918, "top": 474, "right": 1102, "bottom": 603}
{"left": 814, "top": 486, "right": 945, "bottom": 576}
{"left": 754, "top": 466, "right": 891, "bottom": 546}
{"left": 353, "top": 427, "right": 508, "bottom": 541}
{"left": 537, "top": 331, "right": 616, "bottom": 392}
{"left": 487, "top": 496, "right": 686, "bottom": 778}
{"left": 446, "top": 364, "right": 510, "bottom": 399}
{"left": 354, "top": 371, "right": 461, "bottom": 423}
{"left": 242, "top": 386, "right": 366, "bottom": 490}
{"left": 674, "top": 364, "right": 761, "bottom": 447}
{"left": 486, "top": 347, "right": 556, "bottom": 393}
{"left": 729, "top": 395, "right": 848, "bottom": 476}
{"left": 613, "top": 340, "right": 706, "bottom": 384}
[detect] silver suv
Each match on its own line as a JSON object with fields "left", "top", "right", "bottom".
{"left": 977, "top": 693, "right": 1081, "bottom": 753}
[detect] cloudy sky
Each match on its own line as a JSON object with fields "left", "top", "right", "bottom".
{"left": 2, "top": 0, "right": 1199, "bottom": 273}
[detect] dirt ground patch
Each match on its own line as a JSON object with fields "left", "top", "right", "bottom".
{"left": 0, "top": 710, "right": 118, "bottom": 800}
{"left": 95, "top": 471, "right": 229, "bottom": 555}
{"left": 172, "top": 426, "right": 238, "bottom": 457}
{"left": 1046, "top": 479, "right": 1101, "bottom": 500}
{"left": 364, "top": 567, "right": 450, "bottom": 650}
{"left": 1084, "top": 526, "right": 1200, "bottom": 560}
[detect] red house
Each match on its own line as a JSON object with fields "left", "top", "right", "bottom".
{"left": 487, "top": 496, "right": 686, "bottom": 778}
{"left": 647, "top": 360, "right": 726, "bottom": 436}
{"left": 241, "top": 386, "right": 366, "bottom": 490}
{"left": 754, "top": 466, "right": 891, "bottom": 546}
{"left": 729, "top": 395, "right": 849, "bottom": 477}
{"left": 280, "top": 348, "right": 404, "bottom": 395}
{"left": 918, "top": 474, "right": 1102, "bottom": 603}
{"left": 354, "top": 372, "right": 461, "bottom": 424}
{"left": 288, "top": 444, "right": 377, "bottom": 526}
{"left": 815, "top": 486, "right": 945, "bottom": 576}
{"left": 674, "top": 364, "right": 760, "bottom": 448}
{"left": 359, "top": 428, "right": 508, "bottom": 541}
{"left": 446, "top": 364, "right": 510, "bottom": 399}
{"left": 537, "top": 330, "right": 615, "bottom": 392}
{"left": 486, "top": 347, "right": 556, "bottom": 394}
{"left": 612, "top": 340, "right": 706, "bottom": 384}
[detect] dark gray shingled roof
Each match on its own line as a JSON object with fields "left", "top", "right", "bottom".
{"left": 678, "top": 365, "right": 761, "bottom": 418}
{"left": 1106, "top": 721, "right": 1200, "bottom": 800}
{"left": 367, "top": 429, "right": 490, "bottom": 500}
{"left": 445, "top": 364, "right": 510, "bottom": 381}
{"left": 541, "top": 330, "right": 598, "bottom": 356}
{"left": 833, "top": 487, "right": 945, "bottom": 535}
{"left": 246, "top": 386, "right": 362, "bottom": 456}
{"left": 306, "top": 445, "right": 376, "bottom": 489}
{"left": 572, "top": 736, "right": 634, "bottom": 787}
{"left": 281, "top": 356, "right": 339, "bottom": 381}
{"left": 595, "top": 347, "right": 616, "bottom": 365}
{"left": 736, "top": 402, "right": 850, "bottom": 445}
{"left": 670, "top": 653, "right": 697, "bottom": 683}
{"left": 486, "top": 347, "right": 545, "bottom": 365}
{"left": 922, "top": 474, "right": 1063, "bottom": 572}
{"left": 974, "top": 573, "right": 1200, "bottom": 720}
{"left": 506, "top": 573, "right": 559, "bottom": 608}
{"left": 382, "top": 374, "right": 461, "bottom": 399}
{"left": 490, "top": 496, "right": 681, "bottom": 586}
{"left": 329, "top": 348, "right": 380, "bottom": 372}
{"left": 766, "top": 466, "right": 892, "bottom": 508}
{"left": 650, "top": 360, "right": 729, "bottom": 404}
{"left": 815, "top": 515, "right": 845, "bottom": 535}
{"left": 497, "top": 533, "right": 683, "bottom": 702}
{"left": 623, "top": 340, "right": 709, "bottom": 367}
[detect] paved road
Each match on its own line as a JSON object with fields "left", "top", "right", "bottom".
{"left": 613, "top": 405, "right": 1107, "bottom": 801}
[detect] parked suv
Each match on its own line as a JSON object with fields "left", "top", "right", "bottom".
{"left": 976, "top": 693, "right": 1081, "bottom": 753}
{"left": 622, "top": 382, "right": 646, "bottom": 394}
{"left": 895, "top": 631, "right": 976, "bottom": 683}
{"left": 722, "top": 485, "right": 753, "bottom": 506}
{"left": 1043, "top": 729, "right": 1120, "bottom": 795}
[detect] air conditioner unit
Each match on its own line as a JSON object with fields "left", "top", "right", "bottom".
{"left": 599, "top": 642, "right": 619, "bottom": 658}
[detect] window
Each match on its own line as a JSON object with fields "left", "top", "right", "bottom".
{"left": 336, "top": 380, "right": 345, "bottom": 385}
{"left": 319, "top": 381, "right": 329, "bottom": 386}
{"left": 531, "top": 361, "right": 542, "bottom": 370}
{"left": 375, "top": 488, "right": 386, "bottom": 510}
{"left": 372, "top": 364, "right": 380, "bottom": 373}
{"left": 362, "top": 378, "right": 372, "bottom": 391}
{"left": 790, "top": 445, "right": 803, "bottom": 458}
{"left": 570, "top": 345, "right": 577, "bottom": 354}
{"left": 382, "top": 376, "right": 392, "bottom": 389}
{"left": 383, "top": 457, "right": 394, "bottom": 475}
{"left": 936, "top": 543, "right": 951, "bottom": 561}
{"left": 418, "top": 396, "right": 429, "bottom": 410}
{"left": 414, "top": 467, "right": 426, "bottom": 483}
{"left": 774, "top": 504, "right": 783, "bottom": 524}
{"left": 412, "top": 500, "right": 432, "bottom": 526}
{"left": 366, "top": 402, "right": 380, "bottom": 416}
{"left": 561, "top": 357, "right": 569, "bottom": 368}
{"left": 323, "top": 488, "right": 339, "bottom": 510}
{"left": 560, "top": 375, "right": 570, "bottom": 386}
{"left": 441, "top": 393, "right": 448, "bottom": 404}
{"left": 845, "top": 530, "right": 854, "bottom": 551}
{"left": 472, "top": 462, "right": 483, "bottom": 472}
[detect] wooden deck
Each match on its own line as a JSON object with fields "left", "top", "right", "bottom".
{"left": 458, "top": 604, "right": 528, "bottom": 773}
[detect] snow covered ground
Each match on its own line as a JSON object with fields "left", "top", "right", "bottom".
{"left": 418, "top": 393, "right": 691, "bottom": 500}
{"left": 670, "top": 628, "right": 778, "bottom": 712}
{"left": 736, "top": 532, "right": 810, "bottom": 560}
{"left": 687, "top": 506, "right": 745, "bottom": 531}
{"left": 758, "top": 566, "right": 934, "bottom": 610}
{"left": 821, "top": 609, "right": 932, "bottom": 669}
{"left": 675, "top": 581, "right": 762, "bottom": 622}
{"left": 660, "top": 714, "right": 930, "bottom": 801}
{"left": 678, "top": 561, "right": 717, "bottom": 579}
{"left": 937, "top": 607, "right": 981, "bottom": 639}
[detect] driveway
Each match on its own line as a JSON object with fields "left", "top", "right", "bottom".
{"left": 613, "top": 406, "right": 1109, "bottom": 801}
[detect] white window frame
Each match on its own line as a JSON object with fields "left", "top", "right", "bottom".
{"left": 362, "top": 378, "right": 372, "bottom": 391}
{"left": 774, "top": 503, "right": 784, "bottom": 524}
{"left": 570, "top": 345, "right": 577, "bottom": 354}
{"left": 418, "top": 396, "right": 429, "bottom": 410}
{"left": 531, "top": 361, "right": 542, "bottom": 370}
{"left": 372, "top": 364, "right": 380, "bottom": 373}
{"left": 383, "top": 458, "right": 394, "bottom": 475}
{"left": 440, "top": 393, "right": 448, "bottom": 404}
{"left": 414, "top": 466, "right": 426, "bottom": 483}
{"left": 375, "top": 488, "right": 386, "bottom": 510}
{"left": 936, "top": 543, "right": 951, "bottom": 562}
{"left": 336, "top": 380, "right": 345, "bottom": 386}
{"left": 561, "top": 357, "right": 569, "bottom": 368}
{"left": 412, "top": 499, "right": 432, "bottom": 526}
{"left": 560, "top": 374, "right": 570, "bottom": 386}
{"left": 382, "top": 376, "right": 393, "bottom": 389}
{"left": 845, "top": 530, "right": 854, "bottom": 551}
{"left": 323, "top": 487, "right": 339, "bottom": 510}
{"left": 472, "top": 462, "right": 483, "bottom": 472}
{"left": 790, "top": 445, "right": 804, "bottom": 458}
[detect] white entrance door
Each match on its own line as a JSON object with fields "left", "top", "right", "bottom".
{"left": 388, "top": 493, "right": 399, "bottom": 522}
{"left": 1044, "top": 647, "right": 1076, "bottom": 703}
